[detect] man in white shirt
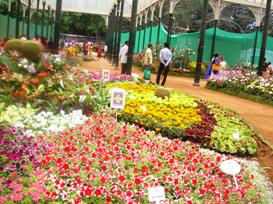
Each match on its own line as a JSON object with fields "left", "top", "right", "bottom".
{"left": 104, "top": 44, "right": 108, "bottom": 58}
{"left": 119, "top": 41, "right": 129, "bottom": 74}
{"left": 156, "top": 42, "right": 172, "bottom": 86}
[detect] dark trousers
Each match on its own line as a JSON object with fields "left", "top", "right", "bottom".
{"left": 156, "top": 62, "right": 170, "bottom": 86}
{"left": 121, "top": 63, "right": 127, "bottom": 74}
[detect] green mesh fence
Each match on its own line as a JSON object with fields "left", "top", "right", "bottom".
{"left": 0, "top": 13, "right": 54, "bottom": 40}
{"left": 121, "top": 23, "right": 273, "bottom": 65}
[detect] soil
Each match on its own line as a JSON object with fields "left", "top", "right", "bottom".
{"left": 81, "top": 57, "right": 273, "bottom": 183}
{"left": 255, "top": 137, "right": 273, "bottom": 183}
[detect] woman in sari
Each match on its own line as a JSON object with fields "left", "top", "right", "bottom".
{"left": 205, "top": 53, "right": 220, "bottom": 79}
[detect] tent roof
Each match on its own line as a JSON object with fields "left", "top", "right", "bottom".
{"left": 23, "top": 0, "right": 271, "bottom": 17}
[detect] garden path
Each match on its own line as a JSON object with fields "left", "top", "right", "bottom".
{"left": 81, "top": 58, "right": 273, "bottom": 146}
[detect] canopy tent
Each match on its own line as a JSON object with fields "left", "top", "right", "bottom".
{"left": 24, "top": 0, "right": 272, "bottom": 17}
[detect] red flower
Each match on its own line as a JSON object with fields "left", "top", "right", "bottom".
{"left": 63, "top": 163, "right": 69, "bottom": 170}
{"left": 89, "top": 88, "right": 95, "bottom": 94}
{"left": 141, "top": 166, "right": 149, "bottom": 172}
{"left": 0, "top": 66, "right": 8, "bottom": 71}
{"left": 56, "top": 158, "right": 63, "bottom": 164}
{"left": 198, "top": 188, "right": 206, "bottom": 195}
{"left": 125, "top": 190, "right": 134, "bottom": 199}
{"left": 41, "top": 159, "right": 47, "bottom": 166}
{"left": 101, "top": 177, "right": 106, "bottom": 184}
{"left": 94, "top": 189, "right": 102, "bottom": 196}
{"left": 106, "top": 197, "right": 112, "bottom": 203}
{"left": 118, "top": 175, "right": 126, "bottom": 183}
{"left": 192, "top": 179, "right": 197, "bottom": 186}
{"left": 85, "top": 188, "right": 92, "bottom": 196}
{"left": 102, "top": 165, "right": 107, "bottom": 172}
{"left": 31, "top": 78, "right": 39, "bottom": 84}
{"left": 134, "top": 178, "right": 141, "bottom": 185}
{"left": 44, "top": 62, "right": 54, "bottom": 71}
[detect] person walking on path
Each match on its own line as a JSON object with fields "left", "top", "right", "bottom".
{"left": 143, "top": 43, "right": 153, "bottom": 80}
{"left": 119, "top": 41, "right": 129, "bottom": 74}
{"left": 156, "top": 43, "right": 172, "bottom": 86}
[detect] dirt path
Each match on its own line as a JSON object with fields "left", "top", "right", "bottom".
{"left": 81, "top": 58, "right": 273, "bottom": 146}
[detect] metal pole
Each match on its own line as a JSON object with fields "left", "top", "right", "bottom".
{"left": 137, "top": 26, "right": 141, "bottom": 52}
{"left": 35, "top": 0, "right": 40, "bottom": 37}
{"left": 115, "top": 0, "right": 124, "bottom": 67}
{"left": 193, "top": 0, "right": 209, "bottom": 86}
{"left": 251, "top": 26, "right": 259, "bottom": 68}
{"left": 53, "top": 0, "right": 62, "bottom": 50}
{"left": 46, "top": 5, "right": 50, "bottom": 39}
{"left": 41, "top": 1, "right": 46, "bottom": 38}
{"left": 7, "top": 0, "right": 11, "bottom": 38}
{"left": 210, "top": 19, "right": 217, "bottom": 59}
{"left": 51, "top": 10, "right": 54, "bottom": 40}
{"left": 142, "top": 23, "right": 146, "bottom": 50}
{"left": 157, "top": 17, "right": 161, "bottom": 45}
{"left": 113, "top": 1, "right": 120, "bottom": 67}
{"left": 149, "top": 21, "right": 153, "bottom": 43}
{"left": 15, "top": 0, "right": 21, "bottom": 38}
{"left": 109, "top": 10, "right": 114, "bottom": 61}
{"left": 111, "top": 5, "right": 117, "bottom": 63}
{"left": 27, "top": 0, "right": 31, "bottom": 38}
{"left": 258, "top": 0, "right": 272, "bottom": 76}
{"left": 126, "top": 0, "right": 138, "bottom": 75}
{"left": 22, "top": 10, "right": 25, "bottom": 35}
{"left": 167, "top": 13, "right": 173, "bottom": 44}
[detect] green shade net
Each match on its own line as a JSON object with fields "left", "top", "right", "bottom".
{"left": 0, "top": 13, "right": 55, "bottom": 40}
{"left": 121, "top": 23, "right": 273, "bottom": 65}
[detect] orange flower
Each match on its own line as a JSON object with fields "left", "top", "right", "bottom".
{"left": 37, "top": 71, "right": 48, "bottom": 78}
{"left": 24, "top": 80, "right": 31, "bottom": 86}
{"left": 32, "top": 78, "right": 39, "bottom": 84}
{"left": 12, "top": 91, "right": 20, "bottom": 97}
{"left": 44, "top": 62, "right": 54, "bottom": 71}
{"left": 20, "top": 87, "right": 27, "bottom": 92}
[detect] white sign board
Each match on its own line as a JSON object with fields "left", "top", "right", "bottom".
{"left": 220, "top": 160, "right": 241, "bottom": 175}
{"left": 148, "top": 186, "right": 165, "bottom": 204}
{"left": 110, "top": 88, "right": 126, "bottom": 109}
{"left": 220, "top": 160, "right": 241, "bottom": 189}
{"left": 102, "top": 69, "right": 110, "bottom": 82}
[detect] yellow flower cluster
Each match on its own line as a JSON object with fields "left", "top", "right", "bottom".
{"left": 107, "top": 82, "right": 202, "bottom": 130}
{"left": 107, "top": 82, "right": 156, "bottom": 93}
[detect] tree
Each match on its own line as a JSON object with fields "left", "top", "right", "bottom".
{"left": 61, "top": 12, "right": 106, "bottom": 38}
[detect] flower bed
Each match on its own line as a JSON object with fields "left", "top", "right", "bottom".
{"left": 0, "top": 115, "right": 272, "bottom": 203}
{"left": 206, "top": 71, "right": 273, "bottom": 105}
{"left": 107, "top": 82, "right": 257, "bottom": 155}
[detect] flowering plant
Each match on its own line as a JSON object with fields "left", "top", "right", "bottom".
{"left": 206, "top": 71, "right": 273, "bottom": 104}
{"left": 107, "top": 82, "right": 257, "bottom": 154}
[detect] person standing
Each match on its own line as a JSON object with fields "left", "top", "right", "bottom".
{"left": 104, "top": 44, "right": 108, "bottom": 58}
{"left": 219, "top": 56, "right": 227, "bottom": 72}
{"left": 143, "top": 43, "right": 153, "bottom": 80}
{"left": 119, "top": 41, "right": 129, "bottom": 74}
{"left": 156, "top": 43, "right": 172, "bottom": 86}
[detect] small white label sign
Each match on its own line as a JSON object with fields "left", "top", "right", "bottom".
{"left": 148, "top": 186, "right": 165, "bottom": 203}
{"left": 102, "top": 69, "right": 110, "bottom": 82}
{"left": 220, "top": 160, "right": 241, "bottom": 175}
{"left": 110, "top": 88, "right": 126, "bottom": 109}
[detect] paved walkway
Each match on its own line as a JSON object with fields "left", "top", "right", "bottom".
{"left": 81, "top": 58, "right": 273, "bottom": 145}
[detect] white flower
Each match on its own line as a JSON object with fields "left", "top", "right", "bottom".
{"left": 60, "top": 79, "right": 65, "bottom": 88}
{"left": 79, "top": 95, "right": 86, "bottom": 103}
{"left": 233, "top": 132, "right": 240, "bottom": 139}
{"left": 140, "top": 105, "right": 147, "bottom": 111}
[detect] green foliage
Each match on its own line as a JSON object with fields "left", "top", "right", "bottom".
{"left": 208, "top": 103, "right": 257, "bottom": 155}
{"left": 61, "top": 12, "right": 106, "bottom": 37}
{"left": 0, "top": 103, "right": 37, "bottom": 126}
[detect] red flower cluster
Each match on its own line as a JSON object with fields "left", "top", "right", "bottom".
{"left": 33, "top": 115, "right": 261, "bottom": 203}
